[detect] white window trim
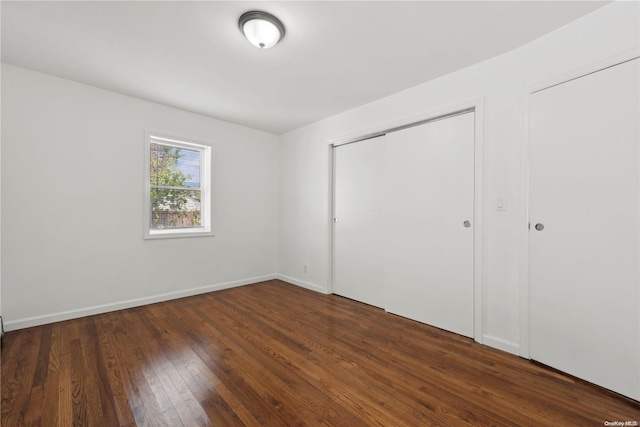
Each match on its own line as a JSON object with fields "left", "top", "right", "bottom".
{"left": 144, "top": 131, "right": 214, "bottom": 240}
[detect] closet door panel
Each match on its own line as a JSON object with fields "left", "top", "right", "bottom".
{"left": 384, "top": 113, "right": 475, "bottom": 337}
{"left": 333, "top": 136, "right": 386, "bottom": 308}
{"left": 529, "top": 58, "right": 639, "bottom": 400}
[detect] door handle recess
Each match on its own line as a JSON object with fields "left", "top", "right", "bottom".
{"left": 535, "top": 223, "right": 544, "bottom": 231}
{"left": 463, "top": 220, "right": 471, "bottom": 228}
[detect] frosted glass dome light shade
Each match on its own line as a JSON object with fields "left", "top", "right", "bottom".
{"left": 239, "top": 11, "right": 285, "bottom": 49}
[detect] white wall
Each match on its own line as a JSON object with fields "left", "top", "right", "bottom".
{"left": 0, "top": 61, "right": 3, "bottom": 333}
{"left": 1, "top": 64, "right": 280, "bottom": 330}
{"left": 278, "top": 2, "right": 639, "bottom": 355}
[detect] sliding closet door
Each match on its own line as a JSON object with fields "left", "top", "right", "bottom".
{"left": 333, "top": 136, "right": 386, "bottom": 308}
{"left": 529, "top": 58, "right": 639, "bottom": 400}
{"left": 384, "top": 113, "right": 475, "bottom": 337}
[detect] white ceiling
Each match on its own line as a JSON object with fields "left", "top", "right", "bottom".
{"left": 1, "top": 1, "right": 610, "bottom": 135}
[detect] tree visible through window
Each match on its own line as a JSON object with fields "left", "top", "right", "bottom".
{"left": 145, "top": 134, "right": 212, "bottom": 238}
{"left": 150, "top": 143, "right": 201, "bottom": 229}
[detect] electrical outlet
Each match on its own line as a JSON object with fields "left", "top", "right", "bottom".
{"left": 303, "top": 264, "right": 308, "bottom": 273}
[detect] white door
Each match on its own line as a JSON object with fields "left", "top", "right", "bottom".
{"left": 384, "top": 113, "right": 475, "bottom": 337}
{"left": 529, "top": 58, "right": 640, "bottom": 400}
{"left": 333, "top": 136, "right": 386, "bottom": 308}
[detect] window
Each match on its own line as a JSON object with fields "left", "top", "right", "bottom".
{"left": 144, "top": 132, "right": 213, "bottom": 239}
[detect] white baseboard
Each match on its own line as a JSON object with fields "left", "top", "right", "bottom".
{"left": 482, "top": 334, "right": 521, "bottom": 356}
{"left": 276, "top": 274, "right": 329, "bottom": 294}
{"left": 4, "top": 274, "right": 278, "bottom": 331}
{"left": 6, "top": 274, "right": 523, "bottom": 365}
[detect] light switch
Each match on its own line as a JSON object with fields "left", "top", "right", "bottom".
{"left": 496, "top": 198, "right": 506, "bottom": 211}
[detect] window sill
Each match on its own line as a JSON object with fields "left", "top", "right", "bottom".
{"left": 144, "top": 228, "right": 215, "bottom": 240}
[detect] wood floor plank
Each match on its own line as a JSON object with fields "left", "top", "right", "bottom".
{"left": 135, "top": 309, "right": 212, "bottom": 427}
{"left": 111, "top": 310, "right": 172, "bottom": 427}
{"left": 58, "top": 321, "right": 73, "bottom": 427}
{"left": 1, "top": 331, "right": 25, "bottom": 422}
{"left": 5, "top": 327, "right": 44, "bottom": 426}
{"left": 148, "top": 304, "right": 254, "bottom": 427}
{"left": 40, "top": 324, "right": 62, "bottom": 427}
{"left": 117, "top": 309, "right": 186, "bottom": 427}
{"left": 185, "top": 302, "right": 311, "bottom": 426}
{"left": 74, "top": 318, "right": 106, "bottom": 427}
{"left": 2, "top": 280, "right": 640, "bottom": 426}
{"left": 76, "top": 318, "right": 119, "bottom": 427}
{"left": 161, "top": 303, "right": 262, "bottom": 426}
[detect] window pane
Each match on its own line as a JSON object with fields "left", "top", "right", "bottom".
{"left": 150, "top": 143, "right": 200, "bottom": 189}
{"left": 151, "top": 188, "right": 202, "bottom": 229}
{"left": 178, "top": 147, "right": 201, "bottom": 188}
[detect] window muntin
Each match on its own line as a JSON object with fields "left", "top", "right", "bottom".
{"left": 145, "top": 133, "right": 213, "bottom": 239}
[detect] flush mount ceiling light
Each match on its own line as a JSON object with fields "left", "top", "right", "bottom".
{"left": 239, "top": 11, "right": 285, "bottom": 49}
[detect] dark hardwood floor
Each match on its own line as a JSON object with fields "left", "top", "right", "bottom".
{"left": 2, "top": 280, "right": 639, "bottom": 426}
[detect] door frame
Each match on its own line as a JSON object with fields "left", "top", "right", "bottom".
{"left": 328, "top": 97, "right": 485, "bottom": 343}
{"left": 519, "top": 47, "right": 640, "bottom": 359}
